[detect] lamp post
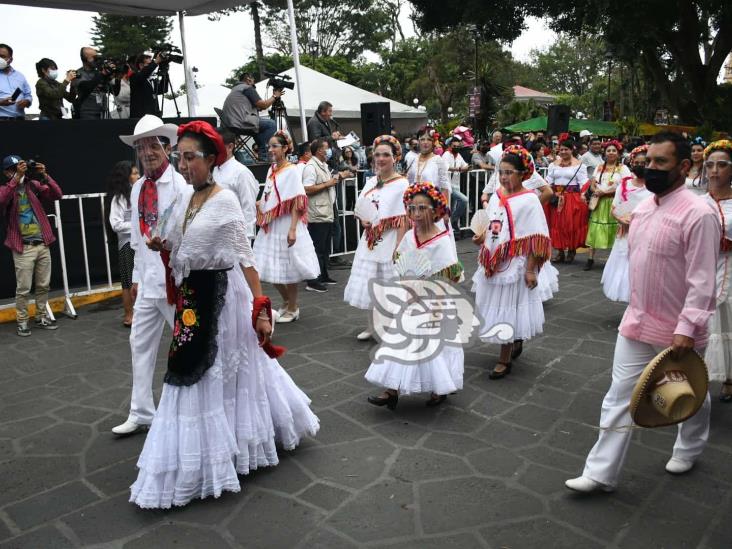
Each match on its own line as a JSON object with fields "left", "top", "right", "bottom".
{"left": 604, "top": 49, "right": 614, "bottom": 121}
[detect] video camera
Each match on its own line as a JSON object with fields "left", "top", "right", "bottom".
{"left": 153, "top": 43, "right": 184, "bottom": 65}
{"left": 265, "top": 71, "right": 295, "bottom": 91}
{"left": 92, "top": 55, "right": 126, "bottom": 75}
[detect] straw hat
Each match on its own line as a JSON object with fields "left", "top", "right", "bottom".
{"left": 630, "top": 347, "right": 708, "bottom": 428}
{"left": 119, "top": 115, "right": 179, "bottom": 147}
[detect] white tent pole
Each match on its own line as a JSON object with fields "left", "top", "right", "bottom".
{"left": 179, "top": 10, "right": 195, "bottom": 117}
{"left": 286, "top": 0, "right": 308, "bottom": 141}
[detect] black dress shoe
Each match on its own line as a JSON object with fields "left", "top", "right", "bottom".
{"left": 368, "top": 393, "right": 398, "bottom": 410}
{"left": 488, "top": 362, "right": 512, "bottom": 380}
{"left": 426, "top": 394, "right": 447, "bottom": 407}
{"left": 566, "top": 250, "right": 576, "bottom": 263}
{"left": 553, "top": 251, "right": 565, "bottom": 263}
{"left": 583, "top": 258, "right": 594, "bottom": 271}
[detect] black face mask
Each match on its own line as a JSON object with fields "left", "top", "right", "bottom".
{"left": 631, "top": 165, "right": 646, "bottom": 178}
{"left": 644, "top": 168, "right": 676, "bottom": 194}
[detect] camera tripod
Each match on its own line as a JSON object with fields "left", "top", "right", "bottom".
{"left": 156, "top": 66, "right": 181, "bottom": 118}
{"left": 269, "top": 94, "right": 291, "bottom": 133}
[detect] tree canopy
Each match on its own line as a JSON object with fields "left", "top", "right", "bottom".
{"left": 90, "top": 14, "right": 173, "bottom": 61}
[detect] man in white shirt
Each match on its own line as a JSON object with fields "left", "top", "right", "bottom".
{"left": 112, "top": 115, "right": 192, "bottom": 436}
{"left": 488, "top": 130, "right": 504, "bottom": 165}
{"left": 402, "top": 137, "right": 419, "bottom": 174}
{"left": 214, "top": 128, "right": 260, "bottom": 240}
{"left": 442, "top": 136, "right": 470, "bottom": 232}
{"left": 580, "top": 137, "right": 604, "bottom": 180}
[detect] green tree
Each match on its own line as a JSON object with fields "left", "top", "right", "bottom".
{"left": 90, "top": 14, "right": 173, "bottom": 60}
{"left": 495, "top": 99, "right": 544, "bottom": 128}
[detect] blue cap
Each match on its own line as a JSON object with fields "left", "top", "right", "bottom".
{"left": 2, "top": 155, "right": 22, "bottom": 171}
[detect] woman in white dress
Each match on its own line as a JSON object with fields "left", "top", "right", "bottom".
{"left": 685, "top": 137, "right": 707, "bottom": 195}
{"left": 472, "top": 146, "right": 551, "bottom": 379}
{"left": 107, "top": 160, "right": 140, "bottom": 327}
{"left": 253, "top": 130, "right": 320, "bottom": 323}
{"left": 584, "top": 140, "right": 631, "bottom": 271}
{"left": 344, "top": 135, "right": 410, "bottom": 341}
{"left": 130, "top": 121, "right": 319, "bottom": 509}
{"left": 407, "top": 127, "right": 451, "bottom": 202}
{"left": 366, "top": 182, "right": 464, "bottom": 409}
{"left": 601, "top": 145, "right": 652, "bottom": 302}
{"left": 701, "top": 140, "right": 732, "bottom": 401}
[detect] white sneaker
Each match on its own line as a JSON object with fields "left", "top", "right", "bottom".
{"left": 565, "top": 476, "right": 614, "bottom": 493}
{"left": 277, "top": 309, "right": 300, "bottom": 323}
{"left": 665, "top": 457, "right": 694, "bottom": 475}
{"left": 112, "top": 420, "right": 149, "bottom": 436}
{"left": 356, "top": 330, "right": 372, "bottom": 341}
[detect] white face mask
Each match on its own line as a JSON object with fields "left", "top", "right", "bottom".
{"left": 0, "top": 58, "right": 8, "bottom": 70}
{"left": 48, "top": 69, "right": 59, "bottom": 80}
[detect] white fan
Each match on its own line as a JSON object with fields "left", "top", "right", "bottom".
{"left": 354, "top": 197, "right": 380, "bottom": 225}
{"left": 470, "top": 209, "right": 489, "bottom": 237}
{"left": 395, "top": 249, "right": 432, "bottom": 278}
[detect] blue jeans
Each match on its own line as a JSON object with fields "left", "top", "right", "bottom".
{"left": 256, "top": 117, "right": 277, "bottom": 161}
{"left": 450, "top": 189, "right": 468, "bottom": 228}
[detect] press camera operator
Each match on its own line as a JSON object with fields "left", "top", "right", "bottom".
{"left": 69, "top": 47, "right": 116, "bottom": 120}
{"left": 221, "top": 72, "right": 280, "bottom": 162}
{"left": 127, "top": 52, "right": 165, "bottom": 118}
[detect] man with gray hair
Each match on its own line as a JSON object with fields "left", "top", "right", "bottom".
{"left": 307, "top": 101, "right": 343, "bottom": 167}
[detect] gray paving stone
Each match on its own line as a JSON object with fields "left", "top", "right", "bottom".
{"left": 419, "top": 477, "right": 544, "bottom": 533}
{"left": 86, "top": 457, "right": 140, "bottom": 496}
{"left": 0, "top": 526, "right": 74, "bottom": 549}
{"left": 247, "top": 453, "right": 313, "bottom": 494}
{"left": 518, "top": 463, "right": 573, "bottom": 497}
{"left": 501, "top": 403, "right": 561, "bottom": 432}
{"left": 375, "top": 532, "right": 485, "bottom": 549}
{"left": 310, "top": 409, "right": 373, "bottom": 445}
{"left": 326, "top": 479, "right": 415, "bottom": 542}
{"left": 298, "top": 528, "right": 359, "bottom": 549}
{"left": 422, "top": 432, "right": 487, "bottom": 457}
{"left": 475, "top": 419, "right": 542, "bottom": 449}
{"left": 374, "top": 419, "right": 429, "bottom": 447}
{"left": 480, "top": 517, "right": 604, "bottom": 549}
{"left": 124, "top": 524, "right": 234, "bottom": 549}
{"left": 17, "top": 423, "right": 91, "bottom": 455}
{"left": 227, "top": 491, "right": 323, "bottom": 548}
{"left": 0, "top": 456, "right": 80, "bottom": 506}
{"left": 298, "top": 482, "right": 352, "bottom": 511}
{"left": 5, "top": 480, "right": 99, "bottom": 530}
{"left": 389, "top": 448, "right": 471, "bottom": 482}
{"left": 467, "top": 446, "right": 524, "bottom": 478}
{"left": 549, "top": 493, "right": 635, "bottom": 542}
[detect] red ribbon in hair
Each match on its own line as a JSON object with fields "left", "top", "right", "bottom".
{"left": 177, "top": 120, "right": 228, "bottom": 166}
{"left": 558, "top": 132, "right": 571, "bottom": 143}
{"left": 252, "top": 296, "right": 286, "bottom": 359}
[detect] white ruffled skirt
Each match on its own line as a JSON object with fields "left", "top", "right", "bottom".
{"left": 344, "top": 251, "right": 397, "bottom": 310}
{"left": 706, "top": 295, "right": 732, "bottom": 382}
{"left": 471, "top": 262, "right": 545, "bottom": 344}
{"left": 601, "top": 236, "right": 629, "bottom": 302}
{"left": 253, "top": 215, "right": 320, "bottom": 284}
{"left": 365, "top": 346, "right": 464, "bottom": 396}
{"left": 130, "top": 268, "right": 319, "bottom": 509}
{"left": 537, "top": 261, "right": 559, "bottom": 302}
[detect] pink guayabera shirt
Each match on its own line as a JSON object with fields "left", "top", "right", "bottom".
{"left": 620, "top": 184, "right": 720, "bottom": 348}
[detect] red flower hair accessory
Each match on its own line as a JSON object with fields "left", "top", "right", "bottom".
{"left": 177, "top": 120, "right": 227, "bottom": 166}
{"left": 603, "top": 139, "right": 624, "bottom": 153}
{"left": 373, "top": 134, "right": 402, "bottom": 160}
{"left": 629, "top": 144, "right": 648, "bottom": 162}
{"left": 273, "top": 130, "right": 294, "bottom": 154}
{"left": 403, "top": 181, "right": 448, "bottom": 219}
{"left": 558, "top": 132, "right": 571, "bottom": 143}
{"left": 502, "top": 144, "right": 535, "bottom": 181}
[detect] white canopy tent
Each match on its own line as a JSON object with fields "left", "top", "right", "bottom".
{"left": 5, "top": 0, "right": 312, "bottom": 136}
{"left": 253, "top": 66, "right": 428, "bottom": 139}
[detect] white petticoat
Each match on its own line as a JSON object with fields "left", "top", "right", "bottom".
{"left": 537, "top": 261, "right": 559, "bottom": 302}
{"left": 129, "top": 268, "right": 320, "bottom": 509}
{"left": 471, "top": 261, "right": 545, "bottom": 344}
{"left": 601, "top": 236, "right": 629, "bottom": 302}
{"left": 344, "top": 254, "right": 397, "bottom": 310}
{"left": 705, "top": 294, "right": 732, "bottom": 381}
{"left": 253, "top": 215, "right": 320, "bottom": 284}
{"left": 365, "top": 346, "right": 464, "bottom": 396}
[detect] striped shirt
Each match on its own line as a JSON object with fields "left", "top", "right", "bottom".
{"left": 0, "top": 175, "right": 62, "bottom": 254}
{"left": 620, "top": 184, "right": 719, "bottom": 348}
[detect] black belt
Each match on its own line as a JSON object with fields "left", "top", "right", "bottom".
{"left": 24, "top": 241, "right": 44, "bottom": 246}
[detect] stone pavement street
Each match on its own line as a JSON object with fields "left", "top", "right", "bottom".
{"left": 1, "top": 241, "right": 731, "bottom": 549}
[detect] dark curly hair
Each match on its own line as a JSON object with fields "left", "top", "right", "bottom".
{"left": 106, "top": 161, "right": 134, "bottom": 207}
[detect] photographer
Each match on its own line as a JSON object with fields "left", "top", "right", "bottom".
{"left": 69, "top": 47, "right": 116, "bottom": 120}
{"left": 221, "top": 72, "right": 280, "bottom": 162}
{"left": 129, "top": 52, "right": 164, "bottom": 118}
{"left": 0, "top": 156, "right": 63, "bottom": 336}
{"left": 35, "top": 58, "right": 75, "bottom": 120}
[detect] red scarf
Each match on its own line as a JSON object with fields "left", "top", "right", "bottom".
{"left": 137, "top": 160, "right": 170, "bottom": 238}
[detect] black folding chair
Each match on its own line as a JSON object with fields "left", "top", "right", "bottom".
{"left": 215, "top": 107, "right": 259, "bottom": 161}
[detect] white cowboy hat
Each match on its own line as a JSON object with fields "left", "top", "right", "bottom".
{"left": 119, "top": 115, "right": 179, "bottom": 147}
{"left": 579, "top": 130, "right": 593, "bottom": 138}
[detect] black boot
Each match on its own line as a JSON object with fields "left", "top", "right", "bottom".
{"left": 583, "top": 258, "right": 594, "bottom": 271}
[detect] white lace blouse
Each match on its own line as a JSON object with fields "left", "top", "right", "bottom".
{"left": 169, "top": 189, "right": 256, "bottom": 285}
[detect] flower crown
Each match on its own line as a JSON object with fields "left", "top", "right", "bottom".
{"left": 373, "top": 134, "right": 402, "bottom": 159}
{"left": 629, "top": 144, "right": 648, "bottom": 162}
{"left": 403, "top": 181, "right": 448, "bottom": 218}
{"left": 691, "top": 136, "right": 707, "bottom": 148}
{"left": 704, "top": 139, "right": 732, "bottom": 160}
{"left": 502, "top": 144, "right": 535, "bottom": 180}
{"left": 273, "top": 130, "right": 294, "bottom": 154}
{"left": 603, "top": 139, "right": 624, "bottom": 153}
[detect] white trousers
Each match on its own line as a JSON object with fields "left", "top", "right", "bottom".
{"left": 582, "top": 334, "right": 711, "bottom": 487}
{"left": 127, "top": 296, "right": 174, "bottom": 425}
